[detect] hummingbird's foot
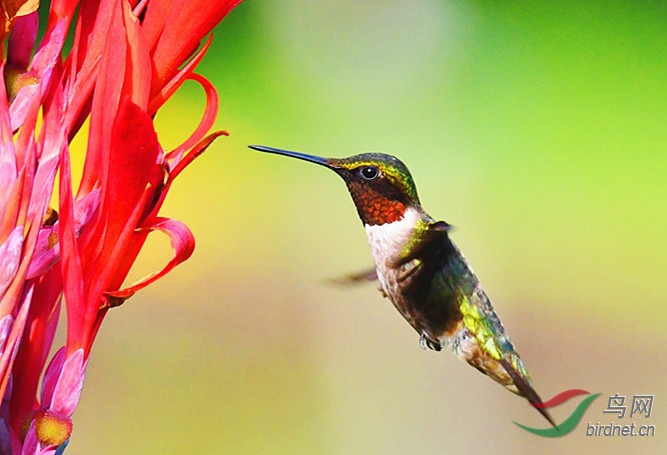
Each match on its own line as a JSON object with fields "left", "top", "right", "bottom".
{"left": 378, "top": 285, "right": 387, "bottom": 298}
{"left": 419, "top": 332, "right": 428, "bottom": 350}
{"left": 419, "top": 331, "right": 442, "bottom": 351}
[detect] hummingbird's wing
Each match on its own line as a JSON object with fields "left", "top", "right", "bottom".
{"left": 395, "top": 219, "right": 555, "bottom": 426}
{"left": 389, "top": 219, "right": 463, "bottom": 348}
{"left": 328, "top": 267, "right": 378, "bottom": 285}
{"left": 327, "top": 267, "right": 384, "bottom": 295}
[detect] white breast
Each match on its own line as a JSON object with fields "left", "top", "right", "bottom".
{"left": 364, "top": 207, "right": 422, "bottom": 294}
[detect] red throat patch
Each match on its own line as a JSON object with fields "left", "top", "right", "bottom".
{"left": 349, "top": 183, "right": 407, "bottom": 225}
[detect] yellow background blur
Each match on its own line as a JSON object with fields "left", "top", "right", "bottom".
{"left": 67, "top": 1, "right": 665, "bottom": 454}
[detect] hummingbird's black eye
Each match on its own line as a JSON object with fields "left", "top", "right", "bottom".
{"left": 360, "top": 166, "right": 379, "bottom": 180}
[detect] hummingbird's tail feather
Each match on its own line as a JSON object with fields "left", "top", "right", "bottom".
{"left": 500, "top": 358, "right": 556, "bottom": 427}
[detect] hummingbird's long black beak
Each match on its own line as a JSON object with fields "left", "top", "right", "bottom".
{"left": 249, "top": 145, "right": 332, "bottom": 168}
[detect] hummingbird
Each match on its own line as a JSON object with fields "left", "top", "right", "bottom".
{"left": 249, "top": 144, "right": 555, "bottom": 426}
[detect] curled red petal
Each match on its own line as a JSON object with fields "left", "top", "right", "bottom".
{"left": 164, "top": 72, "right": 219, "bottom": 163}
{"left": 105, "top": 217, "right": 195, "bottom": 300}
{"left": 148, "top": 36, "right": 213, "bottom": 116}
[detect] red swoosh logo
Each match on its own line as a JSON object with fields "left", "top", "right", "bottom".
{"left": 532, "top": 389, "right": 590, "bottom": 408}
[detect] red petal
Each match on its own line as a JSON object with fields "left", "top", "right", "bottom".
{"left": 48, "top": 0, "right": 79, "bottom": 25}
{"left": 7, "top": 11, "right": 38, "bottom": 69}
{"left": 80, "top": 99, "right": 165, "bottom": 317}
{"left": 0, "top": 285, "right": 34, "bottom": 405}
{"left": 145, "top": 0, "right": 242, "bottom": 90}
{"left": 121, "top": 0, "right": 152, "bottom": 109}
{"left": 58, "top": 139, "right": 86, "bottom": 347}
{"left": 27, "top": 189, "right": 100, "bottom": 279}
{"left": 77, "top": 0, "right": 126, "bottom": 196}
{"left": 0, "top": 227, "right": 24, "bottom": 298}
{"left": 168, "top": 130, "right": 228, "bottom": 183}
{"left": 148, "top": 36, "right": 213, "bottom": 115}
{"left": 10, "top": 18, "right": 68, "bottom": 132}
{"left": 49, "top": 348, "right": 86, "bottom": 416}
{"left": 105, "top": 217, "right": 194, "bottom": 300}
{"left": 164, "top": 72, "right": 219, "bottom": 163}
{"left": 62, "top": 1, "right": 114, "bottom": 139}
{"left": 100, "top": 98, "right": 164, "bottom": 248}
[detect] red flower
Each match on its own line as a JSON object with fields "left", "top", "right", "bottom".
{"left": 0, "top": 0, "right": 241, "bottom": 452}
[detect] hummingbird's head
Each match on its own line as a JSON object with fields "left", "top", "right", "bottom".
{"left": 249, "top": 145, "right": 420, "bottom": 226}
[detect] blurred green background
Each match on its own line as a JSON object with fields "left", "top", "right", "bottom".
{"left": 67, "top": 1, "right": 665, "bottom": 454}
